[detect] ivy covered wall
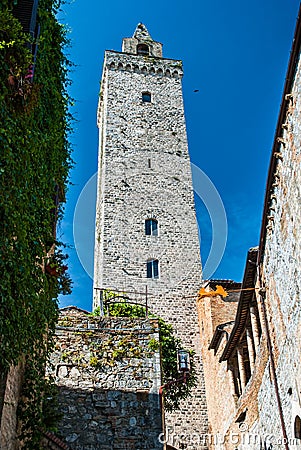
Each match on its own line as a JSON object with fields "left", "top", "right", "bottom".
{"left": 0, "top": 0, "right": 72, "bottom": 446}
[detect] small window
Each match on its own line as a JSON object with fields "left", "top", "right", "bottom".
{"left": 295, "top": 416, "right": 301, "bottom": 439}
{"left": 145, "top": 219, "right": 158, "bottom": 236}
{"left": 137, "top": 44, "right": 149, "bottom": 56}
{"left": 147, "top": 259, "right": 159, "bottom": 279}
{"left": 142, "top": 92, "right": 151, "bottom": 103}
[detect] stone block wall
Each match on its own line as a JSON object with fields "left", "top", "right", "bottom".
{"left": 93, "top": 41, "right": 208, "bottom": 447}
{"left": 256, "top": 32, "right": 301, "bottom": 447}
{"left": 94, "top": 51, "right": 200, "bottom": 308}
{"left": 196, "top": 12, "right": 301, "bottom": 449}
{"left": 197, "top": 287, "right": 239, "bottom": 448}
{"left": 48, "top": 307, "right": 163, "bottom": 450}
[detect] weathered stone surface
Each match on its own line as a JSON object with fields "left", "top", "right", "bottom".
{"left": 93, "top": 24, "right": 208, "bottom": 448}
{"left": 256, "top": 24, "right": 301, "bottom": 447}
{"left": 0, "top": 361, "right": 24, "bottom": 450}
{"left": 48, "top": 308, "right": 163, "bottom": 449}
{"left": 196, "top": 13, "right": 301, "bottom": 450}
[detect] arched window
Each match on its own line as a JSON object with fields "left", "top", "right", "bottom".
{"left": 137, "top": 44, "right": 149, "bottom": 56}
{"left": 295, "top": 415, "right": 301, "bottom": 439}
{"left": 142, "top": 92, "right": 151, "bottom": 103}
{"left": 147, "top": 259, "right": 159, "bottom": 279}
{"left": 145, "top": 218, "right": 158, "bottom": 235}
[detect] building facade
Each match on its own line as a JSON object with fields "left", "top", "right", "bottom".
{"left": 198, "top": 6, "right": 301, "bottom": 449}
{"left": 93, "top": 24, "right": 208, "bottom": 448}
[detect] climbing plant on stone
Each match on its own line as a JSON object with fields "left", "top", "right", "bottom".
{"left": 91, "top": 299, "right": 197, "bottom": 412}
{"left": 0, "top": 0, "right": 73, "bottom": 446}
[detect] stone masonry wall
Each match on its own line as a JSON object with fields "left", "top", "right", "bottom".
{"left": 93, "top": 30, "right": 208, "bottom": 449}
{"left": 200, "top": 26, "right": 301, "bottom": 450}
{"left": 256, "top": 48, "right": 301, "bottom": 448}
{"left": 94, "top": 51, "right": 200, "bottom": 307}
{"left": 197, "top": 285, "right": 272, "bottom": 450}
{"left": 193, "top": 15, "right": 301, "bottom": 450}
{"left": 197, "top": 293, "right": 238, "bottom": 447}
{"left": 93, "top": 41, "right": 208, "bottom": 448}
{"left": 48, "top": 307, "right": 163, "bottom": 450}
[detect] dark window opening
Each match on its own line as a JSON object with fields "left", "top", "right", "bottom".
{"left": 148, "top": 158, "right": 151, "bottom": 168}
{"left": 230, "top": 356, "right": 241, "bottom": 397}
{"left": 137, "top": 44, "right": 149, "bottom": 56}
{"left": 295, "top": 416, "right": 301, "bottom": 439}
{"left": 145, "top": 219, "right": 158, "bottom": 236}
{"left": 142, "top": 92, "right": 151, "bottom": 103}
{"left": 243, "top": 346, "right": 252, "bottom": 385}
{"left": 254, "top": 302, "right": 263, "bottom": 339}
{"left": 147, "top": 259, "right": 159, "bottom": 279}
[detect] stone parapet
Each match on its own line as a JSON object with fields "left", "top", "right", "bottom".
{"left": 104, "top": 50, "right": 183, "bottom": 78}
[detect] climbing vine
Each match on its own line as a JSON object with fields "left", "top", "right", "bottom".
{"left": 157, "top": 317, "right": 197, "bottom": 412}
{"left": 91, "top": 296, "right": 197, "bottom": 412}
{"left": 0, "top": 0, "right": 72, "bottom": 446}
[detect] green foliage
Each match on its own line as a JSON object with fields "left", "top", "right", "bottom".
{"left": 90, "top": 290, "right": 147, "bottom": 318}
{"left": 92, "top": 301, "right": 197, "bottom": 412}
{"left": 107, "top": 302, "right": 146, "bottom": 318}
{"left": 89, "top": 306, "right": 101, "bottom": 316}
{"left": 157, "top": 317, "right": 197, "bottom": 412}
{"left": 89, "top": 334, "right": 144, "bottom": 369}
{"left": 148, "top": 338, "right": 160, "bottom": 352}
{"left": 89, "top": 355, "right": 98, "bottom": 367}
{"left": 18, "top": 366, "right": 63, "bottom": 446}
{"left": 0, "top": 0, "right": 72, "bottom": 446}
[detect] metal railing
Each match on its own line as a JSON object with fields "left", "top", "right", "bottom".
{"left": 94, "top": 286, "right": 149, "bottom": 317}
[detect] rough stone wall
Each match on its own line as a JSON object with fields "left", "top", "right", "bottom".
{"left": 256, "top": 49, "right": 301, "bottom": 447}
{"left": 197, "top": 288, "right": 271, "bottom": 450}
{"left": 94, "top": 50, "right": 199, "bottom": 309}
{"left": 0, "top": 361, "right": 24, "bottom": 450}
{"left": 197, "top": 292, "right": 238, "bottom": 448}
{"left": 48, "top": 307, "right": 163, "bottom": 450}
{"left": 93, "top": 36, "right": 208, "bottom": 448}
{"left": 122, "top": 23, "right": 163, "bottom": 57}
{"left": 196, "top": 32, "right": 301, "bottom": 450}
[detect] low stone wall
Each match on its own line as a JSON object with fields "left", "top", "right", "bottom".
{"left": 48, "top": 307, "right": 163, "bottom": 449}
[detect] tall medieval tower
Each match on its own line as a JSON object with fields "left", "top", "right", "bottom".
{"left": 93, "top": 23, "right": 208, "bottom": 447}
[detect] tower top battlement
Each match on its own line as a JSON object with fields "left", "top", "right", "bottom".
{"left": 122, "top": 23, "right": 163, "bottom": 58}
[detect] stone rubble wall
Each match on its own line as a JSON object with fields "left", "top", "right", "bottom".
{"left": 48, "top": 307, "right": 163, "bottom": 450}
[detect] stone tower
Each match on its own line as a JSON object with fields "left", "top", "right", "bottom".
{"left": 94, "top": 23, "right": 208, "bottom": 448}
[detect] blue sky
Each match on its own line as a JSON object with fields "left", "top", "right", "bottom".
{"left": 58, "top": 0, "right": 300, "bottom": 311}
